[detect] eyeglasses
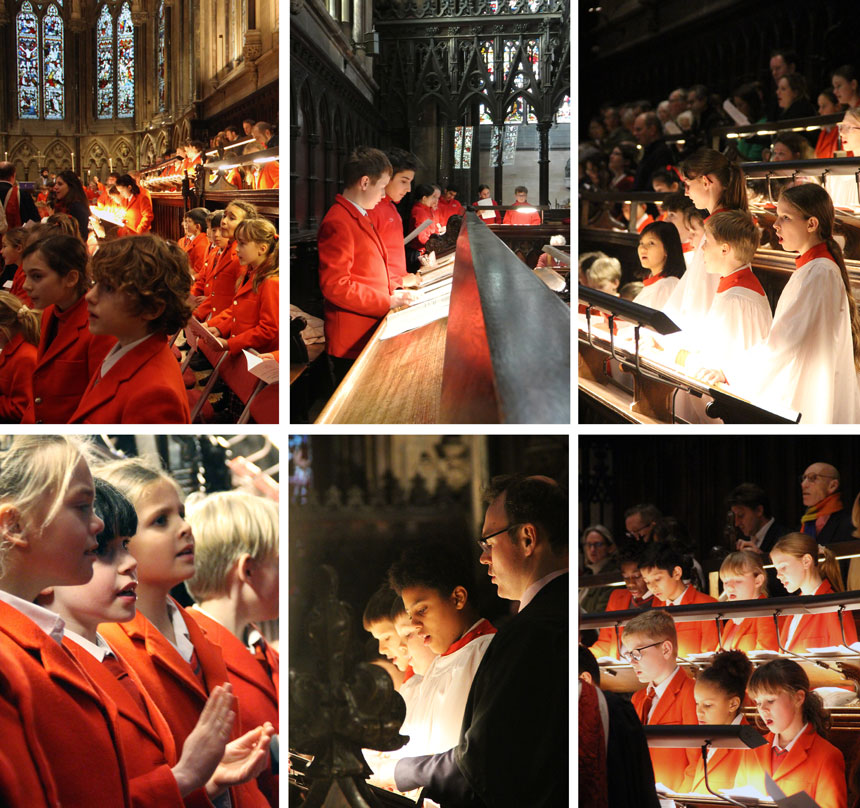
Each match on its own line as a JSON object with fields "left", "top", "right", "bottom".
{"left": 620, "top": 641, "right": 663, "bottom": 663}
{"left": 799, "top": 473, "right": 837, "bottom": 484}
{"left": 477, "top": 523, "right": 523, "bottom": 552}
{"left": 584, "top": 540, "right": 607, "bottom": 550}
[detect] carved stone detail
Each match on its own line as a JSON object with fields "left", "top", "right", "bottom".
{"left": 243, "top": 28, "right": 263, "bottom": 62}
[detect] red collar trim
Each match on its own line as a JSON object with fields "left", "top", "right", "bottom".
{"left": 705, "top": 207, "right": 728, "bottom": 222}
{"left": 716, "top": 265, "right": 765, "bottom": 295}
{"left": 682, "top": 242, "right": 694, "bottom": 253}
{"left": 795, "top": 242, "right": 832, "bottom": 268}
{"left": 441, "top": 618, "right": 497, "bottom": 657}
{"left": 402, "top": 666, "right": 415, "bottom": 682}
{"left": 643, "top": 273, "right": 665, "bottom": 287}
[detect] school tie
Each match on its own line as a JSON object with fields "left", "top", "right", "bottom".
{"left": 188, "top": 647, "right": 206, "bottom": 687}
{"left": 771, "top": 744, "right": 788, "bottom": 772}
{"left": 639, "top": 686, "right": 656, "bottom": 723}
{"left": 102, "top": 653, "right": 148, "bottom": 717}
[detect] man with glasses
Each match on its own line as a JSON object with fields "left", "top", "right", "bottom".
{"left": 392, "top": 474, "right": 568, "bottom": 808}
{"left": 625, "top": 503, "right": 661, "bottom": 543}
{"left": 799, "top": 462, "right": 853, "bottom": 545}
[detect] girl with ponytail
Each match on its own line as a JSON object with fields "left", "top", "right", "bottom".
{"left": 713, "top": 183, "right": 860, "bottom": 422}
{"left": 664, "top": 148, "right": 748, "bottom": 328}
{"left": 718, "top": 551, "right": 779, "bottom": 652}
{"left": 738, "top": 659, "right": 846, "bottom": 808}
{"left": 683, "top": 650, "right": 752, "bottom": 794}
{"left": 0, "top": 291, "right": 40, "bottom": 422}
{"left": 769, "top": 532, "right": 858, "bottom": 651}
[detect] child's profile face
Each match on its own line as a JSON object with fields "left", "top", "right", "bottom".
{"left": 369, "top": 618, "right": 409, "bottom": 671}
{"left": 622, "top": 631, "right": 671, "bottom": 683}
{"left": 386, "top": 170, "right": 414, "bottom": 204}
{"left": 127, "top": 480, "right": 195, "bottom": 588}
{"left": 688, "top": 218, "right": 705, "bottom": 248}
{"left": 769, "top": 549, "right": 809, "bottom": 594}
{"left": 695, "top": 679, "right": 740, "bottom": 725}
{"left": 640, "top": 564, "right": 684, "bottom": 602}
{"left": 637, "top": 231, "right": 667, "bottom": 274}
{"left": 236, "top": 236, "right": 267, "bottom": 268}
{"left": 663, "top": 210, "right": 691, "bottom": 243}
{"left": 721, "top": 568, "right": 764, "bottom": 601}
{"left": 22, "top": 249, "right": 78, "bottom": 311}
{"left": 221, "top": 205, "right": 247, "bottom": 241}
{"left": 700, "top": 229, "right": 728, "bottom": 274}
{"left": 0, "top": 238, "right": 22, "bottom": 266}
{"left": 773, "top": 198, "right": 812, "bottom": 254}
{"left": 86, "top": 281, "right": 148, "bottom": 344}
{"left": 753, "top": 686, "right": 803, "bottom": 737}
{"left": 52, "top": 534, "right": 138, "bottom": 632}
{"left": 28, "top": 458, "right": 103, "bottom": 587}
{"left": 400, "top": 584, "right": 466, "bottom": 655}
{"left": 393, "top": 612, "right": 437, "bottom": 676}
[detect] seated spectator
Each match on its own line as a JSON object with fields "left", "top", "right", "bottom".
{"left": 731, "top": 82, "right": 769, "bottom": 161}
{"left": 632, "top": 112, "right": 675, "bottom": 191}
{"left": 798, "top": 462, "right": 854, "bottom": 545}
{"left": 832, "top": 64, "right": 860, "bottom": 110}
{"left": 608, "top": 143, "right": 638, "bottom": 191}
{"left": 580, "top": 525, "right": 618, "bottom": 614}
{"left": 770, "top": 131, "right": 814, "bottom": 162}
{"left": 776, "top": 73, "right": 816, "bottom": 121}
{"left": 625, "top": 503, "right": 661, "bottom": 542}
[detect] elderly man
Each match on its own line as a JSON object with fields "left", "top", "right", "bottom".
{"left": 624, "top": 503, "right": 661, "bottom": 543}
{"left": 799, "top": 462, "right": 854, "bottom": 545}
{"left": 392, "top": 474, "right": 568, "bottom": 807}
{"left": 631, "top": 112, "right": 675, "bottom": 191}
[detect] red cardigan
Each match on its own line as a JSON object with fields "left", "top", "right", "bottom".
{"left": 318, "top": 194, "right": 397, "bottom": 359}
{"left": 69, "top": 334, "right": 191, "bottom": 424}
{"left": 208, "top": 275, "right": 279, "bottom": 356}
{"left": 589, "top": 587, "right": 634, "bottom": 659}
{"left": 0, "top": 600, "right": 129, "bottom": 806}
{"left": 409, "top": 201, "right": 442, "bottom": 246}
{"left": 719, "top": 595, "right": 779, "bottom": 652}
{"left": 21, "top": 295, "right": 115, "bottom": 424}
{"left": 682, "top": 717, "right": 749, "bottom": 794}
{"left": 0, "top": 333, "right": 37, "bottom": 422}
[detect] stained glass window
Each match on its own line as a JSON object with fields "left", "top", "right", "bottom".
{"left": 462, "top": 126, "right": 473, "bottom": 169}
{"left": 42, "top": 5, "right": 64, "bottom": 119}
{"left": 453, "top": 126, "right": 463, "bottom": 170}
{"left": 16, "top": 2, "right": 39, "bottom": 119}
{"left": 502, "top": 40, "right": 516, "bottom": 80}
{"left": 479, "top": 40, "right": 494, "bottom": 125}
{"left": 116, "top": 3, "right": 134, "bottom": 117}
{"left": 96, "top": 5, "right": 114, "bottom": 118}
{"left": 556, "top": 94, "right": 571, "bottom": 123}
{"left": 157, "top": 1, "right": 166, "bottom": 112}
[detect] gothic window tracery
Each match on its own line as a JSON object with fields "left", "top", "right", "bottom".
{"left": 96, "top": 2, "right": 135, "bottom": 119}
{"left": 16, "top": 0, "right": 65, "bottom": 120}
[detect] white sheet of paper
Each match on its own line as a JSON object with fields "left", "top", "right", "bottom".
{"left": 404, "top": 219, "right": 434, "bottom": 245}
{"left": 243, "top": 350, "right": 280, "bottom": 384}
{"left": 187, "top": 316, "right": 224, "bottom": 352}
{"left": 379, "top": 292, "right": 451, "bottom": 340}
{"left": 723, "top": 98, "right": 750, "bottom": 127}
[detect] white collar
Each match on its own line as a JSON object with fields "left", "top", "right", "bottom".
{"left": 518, "top": 568, "right": 568, "bottom": 612}
{"left": 773, "top": 723, "right": 809, "bottom": 754}
{"left": 63, "top": 629, "right": 112, "bottom": 661}
{"left": 100, "top": 333, "right": 155, "bottom": 378}
{"left": 0, "top": 588, "right": 65, "bottom": 645}
{"left": 753, "top": 517, "right": 775, "bottom": 548}
{"left": 344, "top": 196, "right": 367, "bottom": 217}
{"left": 668, "top": 585, "right": 689, "bottom": 607}
{"left": 652, "top": 665, "right": 681, "bottom": 701}
{"left": 165, "top": 597, "right": 195, "bottom": 663}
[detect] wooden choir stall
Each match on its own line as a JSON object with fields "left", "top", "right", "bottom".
{"left": 315, "top": 212, "right": 570, "bottom": 424}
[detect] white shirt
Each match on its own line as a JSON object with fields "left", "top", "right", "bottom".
{"left": 165, "top": 597, "right": 195, "bottom": 663}
{"left": 344, "top": 197, "right": 368, "bottom": 217}
{"left": 0, "top": 588, "right": 65, "bottom": 644}
{"left": 99, "top": 333, "right": 154, "bottom": 378}
{"left": 649, "top": 665, "right": 681, "bottom": 722}
{"left": 519, "top": 568, "right": 568, "bottom": 612}
{"left": 773, "top": 722, "right": 809, "bottom": 754}
{"left": 753, "top": 517, "right": 776, "bottom": 550}
{"left": 63, "top": 628, "right": 112, "bottom": 662}
{"left": 668, "top": 585, "right": 689, "bottom": 607}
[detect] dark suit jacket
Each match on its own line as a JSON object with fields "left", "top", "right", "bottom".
{"left": 395, "top": 574, "right": 568, "bottom": 808}
{"left": 633, "top": 139, "right": 675, "bottom": 191}
{"left": 813, "top": 506, "right": 855, "bottom": 546}
{"left": 0, "top": 181, "right": 39, "bottom": 225}
{"left": 760, "top": 520, "right": 791, "bottom": 597}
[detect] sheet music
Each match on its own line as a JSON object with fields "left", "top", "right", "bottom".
{"left": 404, "top": 219, "right": 434, "bottom": 245}
{"left": 243, "top": 350, "right": 280, "bottom": 384}
{"left": 379, "top": 290, "right": 451, "bottom": 340}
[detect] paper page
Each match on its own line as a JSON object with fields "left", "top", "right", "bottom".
{"left": 186, "top": 316, "right": 225, "bottom": 352}
{"left": 723, "top": 98, "right": 750, "bottom": 127}
{"left": 476, "top": 198, "right": 497, "bottom": 220}
{"left": 243, "top": 350, "right": 280, "bottom": 384}
{"left": 404, "top": 219, "right": 434, "bottom": 245}
{"left": 379, "top": 292, "right": 451, "bottom": 340}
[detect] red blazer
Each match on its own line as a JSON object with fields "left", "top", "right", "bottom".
{"left": 190, "top": 246, "right": 220, "bottom": 299}
{"left": 0, "top": 333, "right": 37, "bottom": 422}
{"left": 654, "top": 586, "right": 719, "bottom": 656}
{"left": 208, "top": 275, "right": 279, "bottom": 356}
{"left": 682, "top": 718, "right": 749, "bottom": 794}
{"left": 503, "top": 204, "right": 541, "bottom": 226}
{"left": 736, "top": 725, "right": 846, "bottom": 808}
{"left": 0, "top": 649, "right": 60, "bottom": 808}
{"left": 100, "top": 601, "right": 269, "bottom": 808}
{"left": 318, "top": 194, "right": 397, "bottom": 359}
{"left": 64, "top": 638, "right": 211, "bottom": 808}
{"left": 631, "top": 666, "right": 698, "bottom": 792}
{"left": 118, "top": 192, "right": 154, "bottom": 236}
{"left": 720, "top": 596, "right": 779, "bottom": 652}
{"left": 409, "top": 202, "right": 441, "bottom": 246}
{"left": 193, "top": 242, "right": 241, "bottom": 321}
{"left": 21, "top": 295, "right": 115, "bottom": 424}
{"left": 783, "top": 579, "right": 858, "bottom": 652}
{"left": 188, "top": 609, "right": 279, "bottom": 804}
{"left": 10, "top": 267, "right": 32, "bottom": 307}
{"left": 589, "top": 587, "right": 633, "bottom": 659}
{"left": 0, "top": 600, "right": 129, "bottom": 806}
{"left": 437, "top": 198, "right": 464, "bottom": 225}
{"left": 180, "top": 234, "right": 210, "bottom": 278}
{"left": 475, "top": 198, "right": 502, "bottom": 225}
{"left": 253, "top": 162, "right": 279, "bottom": 190}
{"left": 367, "top": 195, "right": 408, "bottom": 285}
{"left": 70, "top": 334, "right": 191, "bottom": 424}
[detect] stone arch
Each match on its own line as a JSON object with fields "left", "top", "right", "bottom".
{"left": 113, "top": 137, "right": 135, "bottom": 175}
{"left": 140, "top": 133, "right": 157, "bottom": 168}
{"left": 8, "top": 140, "right": 39, "bottom": 183}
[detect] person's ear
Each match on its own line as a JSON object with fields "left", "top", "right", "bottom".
{"left": 579, "top": 671, "right": 594, "bottom": 685}
{"left": 806, "top": 216, "right": 820, "bottom": 234}
{"left": 701, "top": 174, "right": 713, "bottom": 189}
{"left": 672, "top": 565, "right": 683, "bottom": 581}
{"left": 728, "top": 695, "right": 741, "bottom": 715}
{"left": 661, "top": 639, "right": 674, "bottom": 659}
{"left": 827, "top": 478, "right": 839, "bottom": 495}
{"left": 0, "top": 504, "right": 26, "bottom": 548}
{"left": 450, "top": 585, "right": 468, "bottom": 610}
{"left": 520, "top": 522, "right": 538, "bottom": 556}
{"left": 236, "top": 553, "right": 254, "bottom": 584}
{"left": 801, "top": 553, "right": 814, "bottom": 570}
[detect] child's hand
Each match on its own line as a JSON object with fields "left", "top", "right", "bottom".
{"left": 188, "top": 294, "right": 204, "bottom": 308}
{"left": 696, "top": 367, "right": 727, "bottom": 385}
{"left": 400, "top": 274, "right": 423, "bottom": 289}
{"left": 206, "top": 722, "right": 275, "bottom": 797}
{"left": 390, "top": 289, "right": 422, "bottom": 308}
{"left": 171, "top": 684, "right": 235, "bottom": 795}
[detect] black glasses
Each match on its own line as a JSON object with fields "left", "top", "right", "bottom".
{"left": 477, "top": 523, "right": 523, "bottom": 552}
{"left": 620, "top": 641, "right": 662, "bottom": 663}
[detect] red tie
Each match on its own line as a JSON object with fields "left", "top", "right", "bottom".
{"left": 188, "top": 647, "right": 206, "bottom": 687}
{"left": 102, "top": 653, "right": 149, "bottom": 717}
{"left": 639, "top": 686, "right": 657, "bottom": 723}
{"left": 771, "top": 744, "right": 788, "bottom": 772}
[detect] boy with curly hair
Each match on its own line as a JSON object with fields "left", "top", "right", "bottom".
{"left": 70, "top": 234, "right": 192, "bottom": 423}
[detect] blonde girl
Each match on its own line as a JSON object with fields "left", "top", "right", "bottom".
{"left": 770, "top": 532, "right": 857, "bottom": 651}
{"left": 96, "top": 457, "right": 274, "bottom": 808}
{"left": 0, "top": 227, "right": 30, "bottom": 306}
{"left": 0, "top": 292, "right": 39, "bottom": 422}
{"left": 719, "top": 550, "right": 778, "bottom": 652}
{"left": 0, "top": 436, "right": 128, "bottom": 805}
{"left": 738, "top": 659, "right": 846, "bottom": 808}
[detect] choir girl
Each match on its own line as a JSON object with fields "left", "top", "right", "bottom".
{"left": 624, "top": 610, "right": 697, "bottom": 793}
{"left": 185, "top": 490, "right": 280, "bottom": 804}
{"left": 650, "top": 167, "right": 682, "bottom": 195}
{"left": 816, "top": 89, "right": 843, "bottom": 159}
{"left": 631, "top": 220, "right": 686, "bottom": 311}
{"left": 43, "top": 477, "right": 270, "bottom": 805}
{"left": 52, "top": 170, "right": 91, "bottom": 237}
{"left": 719, "top": 184, "right": 860, "bottom": 423}
{"left": 0, "top": 436, "right": 128, "bottom": 805}
{"left": 115, "top": 174, "right": 154, "bottom": 236}
{"left": 0, "top": 226, "right": 30, "bottom": 305}
{"left": 718, "top": 551, "right": 779, "bottom": 652}
{"left": 96, "top": 457, "right": 274, "bottom": 808}
{"left": 683, "top": 650, "right": 753, "bottom": 794}
{"left": 638, "top": 543, "right": 718, "bottom": 655}
{"left": 664, "top": 148, "right": 748, "bottom": 330}
{"left": 20, "top": 234, "right": 115, "bottom": 423}
{"left": 0, "top": 293, "right": 39, "bottom": 422}
{"left": 474, "top": 184, "right": 502, "bottom": 224}
{"left": 409, "top": 183, "right": 444, "bottom": 248}
{"left": 205, "top": 217, "right": 279, "bottom": 357}
{"left": 738, "top": 659, "right": 847, "bottom": 808}
{"left": 769, "top": 533, "right": 858, "bottom": 652}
